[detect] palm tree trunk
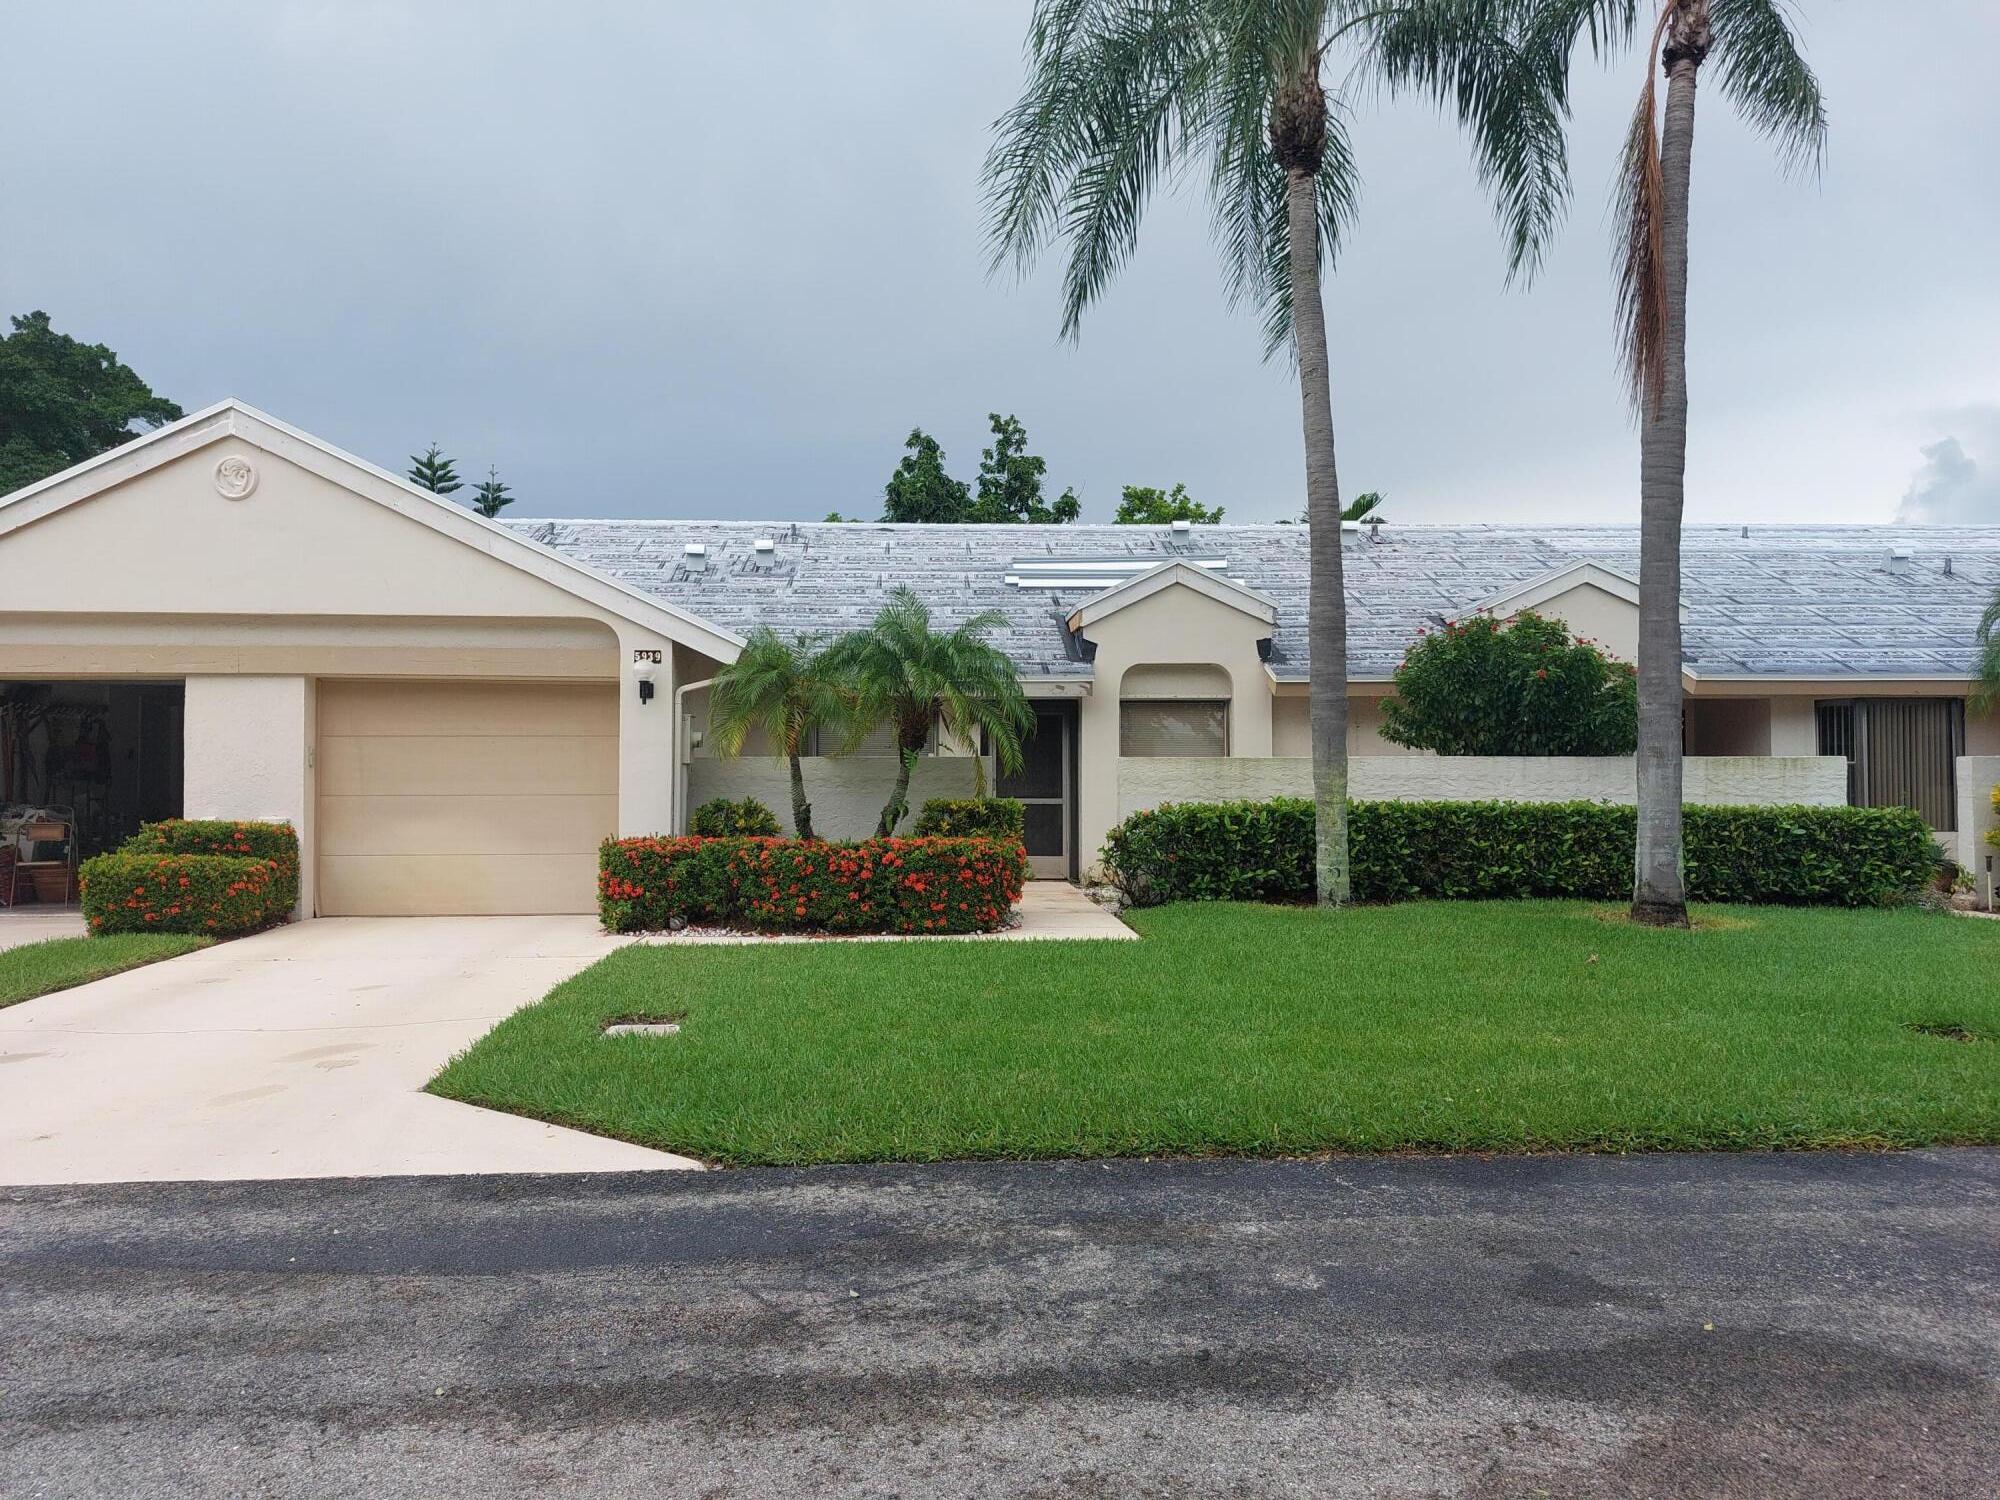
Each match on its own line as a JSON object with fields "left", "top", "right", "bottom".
{"left": 877, "top": 743, "right": 919, "bottom": 837}
{"left": 1286, "top": 166, "right": 1352, "bottom": 907}
{"left": 788, "top": 751, "right": 816, "bottom": 841}
{"left": 1631, "top": 37, "right": 1703, "bottom": 928}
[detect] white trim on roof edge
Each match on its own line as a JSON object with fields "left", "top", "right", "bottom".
{"left": 0, "top": 400, "right": 745, "bottom": 660}
{"left": 1458, "top": 561, "right": 1668, "bottom": 621}
{"left": 1066, "top": 559, "right": 1278, "bottom": 633}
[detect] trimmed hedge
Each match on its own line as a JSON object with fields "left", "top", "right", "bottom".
{"left": 689, "top": 797, "right": 783, "bottom": 837}
{"left": 1102, "top": 798, "right": 1939, "bottom": 909}
{"left": 81, "top": 819, "right": 300, "bottom": 936}
{"left": 912, "top": 797, "right": 1026, "bottom": 840}
{"left": 599, "top": 835, "right": 1028, "bottom": 934}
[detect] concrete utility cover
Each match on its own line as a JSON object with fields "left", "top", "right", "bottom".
{"left": 603, "top": 1021, "right": 681, "bottom": 1037}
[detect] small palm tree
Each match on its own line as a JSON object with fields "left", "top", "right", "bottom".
{"left": 828, "top": 589, "right": 1033, "bottom": 836}
{"left": 706, "top": 628, "right": 853, "bottom": 840}
{"left": 1977, "top": 593, "right": 2000, "bottom": 715}
{"left": 984, "top": 0, "right": 1568, "bottom": 905}
{"left": 1529, "top": 0, "right": 1825, "bottom": 926}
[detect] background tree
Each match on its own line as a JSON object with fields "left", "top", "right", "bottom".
{"left": 1342, "top": 491, "right": 1384, "bottom": 522}
{"left": 469, "top": 466, "right": 513, "bottom": 518}
{"left": 407, "top": 444, "right": 462, "bottom": 495}
{"left": 827, "top": 588, "right": 1033, "bottom": 835}
{"left": 985, "top": 0, "right": 1567, "bottom": 904}
{"left": 881, "top": 429, "right": 972, "bottom": 522}
{"left": 0, "top": 311, "right": 182, "bottom": 495}
{"left": 706, "top": 627, "right": 854, "bottom": 840}
{"left": 1530, "top": 0, "right": 1824, "bottom": 927}
{"left": 1116, "top": 483, "right": 1225, "bottom": 524}
{"left": 971, "top": 413, "right": 1080, "bottom": 523}
{"left": 1380, "top": 611, "right": 1636, "bottom": 755}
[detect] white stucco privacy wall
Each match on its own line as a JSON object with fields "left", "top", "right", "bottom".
{"left": 687, "top": 755, "right": 984, "bottom": 838}
{"left": 1116, "top": 755, "right": 1850, "bottom": 823}
{"left": 1955, "top": 756, "right": 2000, "bottom": 880}
{"left": 182, "top": 675, "right": 315, "bottom": 915}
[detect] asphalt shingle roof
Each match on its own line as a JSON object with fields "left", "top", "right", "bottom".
{"left": 508, "top": 519, "right": 2000, "bottom": 681}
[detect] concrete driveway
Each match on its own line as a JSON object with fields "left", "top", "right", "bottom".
{"left": 0, "top": 916, "right": 699, "bottom": 1184}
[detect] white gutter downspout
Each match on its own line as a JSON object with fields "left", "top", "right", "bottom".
{"left": 671, "top": 675, "right": 716, "bottom": 835}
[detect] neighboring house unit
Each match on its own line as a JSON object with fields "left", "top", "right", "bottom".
{"left": 2, "top": 401, "right": 1996, "bottom": 915}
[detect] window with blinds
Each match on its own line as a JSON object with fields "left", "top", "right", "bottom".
{"left": 1120, "top": 700, "right": 1229, "bottom": 757}
{"left": 1815, "top": 698, "right": 1964, "bottom": 830}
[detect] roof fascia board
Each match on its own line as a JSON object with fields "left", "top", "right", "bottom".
{"left": 1067, "top": 559, "right": 1278, "bottom": 632}
{"left": 0, "top": 400, "right": 744, "bottom": 661}
{"left": 1460, "top": 561, "right": 1671, "bottom": 621}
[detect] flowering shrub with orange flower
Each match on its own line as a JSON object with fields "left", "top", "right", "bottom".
{"left": 599, "top": 835, "right": 1027, "bottom": 935}
{"left": 80, "top": 820, "right": 299, "bottom": 936}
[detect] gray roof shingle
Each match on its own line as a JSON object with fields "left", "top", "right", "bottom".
{"left": 508, "top": 519, "right": 2000, "bottom": 680}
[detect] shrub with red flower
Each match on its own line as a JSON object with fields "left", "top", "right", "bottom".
{"left": 599, "top": 834, "right": 1027, "bottom": 935}
{"left": 80, "top": 820, "right": 299, "bottom": 936}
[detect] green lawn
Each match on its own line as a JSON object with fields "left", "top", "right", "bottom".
{"left": 0, "top": 932, "right": 212, "bottom": 1009}
{"left": 428, "top": 902, "right": 2000, "bottom": 1166}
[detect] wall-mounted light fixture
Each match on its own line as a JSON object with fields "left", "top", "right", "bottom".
{"left": 632, "top": 651, "right": 661, "bottom": 704}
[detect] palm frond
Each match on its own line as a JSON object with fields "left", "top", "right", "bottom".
{"left": 1612, "top": 13, "right": 1668, "bottom": 420}
{"left": 1707, "top": 0, "right": 1826, "bottom": 173}
{"left": 1975, "top": 593, "right": 2000, "bottom": 714}
{"left": 1365, "top": 0, "right": 1577, "bottom": 285}
{"left": 983, "top": 0, "right": 1211, "bottom": 338}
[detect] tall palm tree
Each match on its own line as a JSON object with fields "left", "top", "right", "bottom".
{"left": 828, "top": 588, "right": 1034, "bottom": 836}
{"left": 706, "top": 627, "right": 853, "bottom": 840}
{"left": 984, "top": 0, "right": 1569, "bottom": 905}
{"left": 1528, "top": 0, "right": 1824, "bottom": 926}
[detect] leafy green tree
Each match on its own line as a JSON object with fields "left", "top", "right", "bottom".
{"left": 1115, "top": 483, "right": 1224, "bottom": 525}
{"left": 0, "top": 311, "right": 183, "bottom": 495}
{"left": 823, "top": 511, "right": 847, "bottom": 522}
{"left": 1342, "top": 491, "right": 1384, "bottom": 522}
{"left": 407, "top": 444, "right": 462, "bottom": 495}
{"left": 1381, "top": 611, "right": 1636, "bottom": 755}
{"left": 972, "top": 413, "right": 1080, "bottom": 523}
{"left": 706, "top": 628, "right": 855, "bottom": 840}
{"left": 984, "top": 0, "right": 1567, "bottom": 905}
{"left": 1528, "top": 0, "right": 1825, "bottom": 927}
{"left": 826, "top": 588, "right": 1033, "bottom": 835}
{"left": 881, "top": 429, "right": 972, "bottom": 522}
{"left": 469, "top": 466, "right": 513, "bottom": 518}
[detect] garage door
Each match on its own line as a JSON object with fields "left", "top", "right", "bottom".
{"left": 316, "top": 680, "right": 617, "bottom": 916}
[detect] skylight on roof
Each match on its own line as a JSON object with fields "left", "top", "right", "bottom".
{"left": 1004, "top": 556, "right": 1229, "bottom": 589}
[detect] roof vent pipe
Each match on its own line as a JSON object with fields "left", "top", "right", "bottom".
{"left": 1887, "top": 546, "right": 1913, "bottom": 574}
{"left": 1943, "top": 555, "right": 1954, "bottom": 577}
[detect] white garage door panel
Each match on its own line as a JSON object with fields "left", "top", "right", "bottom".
{"left": 318, "top": 734, "right": 618, "bottom": 798}
{"left": 318, "top": 854, "right": 604, "bottom": 918}
{"left": 318, "top": 680, "right": 618, "bottom": 737}
{"left": 316, "top": 680, "right": 617, "bottom": 916}
{"left": 317, "top": 793, "right": 617, "bottom": 857}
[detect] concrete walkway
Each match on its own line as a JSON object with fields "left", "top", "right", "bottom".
{"left": 0, "top": 908, "right": 86, "bottom": 953}
{"left": 0, "top": 916, "right": 698, "bottom": 1184}
{"left": 635, "top": 879, "right": 1137, "bottom": 946}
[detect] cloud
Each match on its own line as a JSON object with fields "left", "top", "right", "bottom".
{"left": 1897, "top": 411, "right": 2000, "bottom": 524}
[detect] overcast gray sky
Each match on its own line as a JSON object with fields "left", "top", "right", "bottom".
{"left": 5, "top": 3, "right": 1996, "bottom": 526}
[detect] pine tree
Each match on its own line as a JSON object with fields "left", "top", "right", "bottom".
{"left": 470, "top": 466, "right": 513, "bottom": 518}
{"left": 407, "top": 444, "right": 461, "bottom": 495}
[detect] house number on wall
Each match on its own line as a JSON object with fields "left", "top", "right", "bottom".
{"left": 632, "top": 649, "right": 663, "bottom": 664}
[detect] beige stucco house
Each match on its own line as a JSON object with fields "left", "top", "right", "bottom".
{"left": 3, "top": 401, "right": 1997, "bottom": 916}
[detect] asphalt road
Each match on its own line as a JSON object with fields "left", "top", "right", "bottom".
{"left": 2, "top": 1151, "right": 1995, "bottom": 1499}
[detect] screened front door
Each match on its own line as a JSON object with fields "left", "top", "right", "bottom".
{"left": 998, "top": 703, "right": 1072, "bottom": 879}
